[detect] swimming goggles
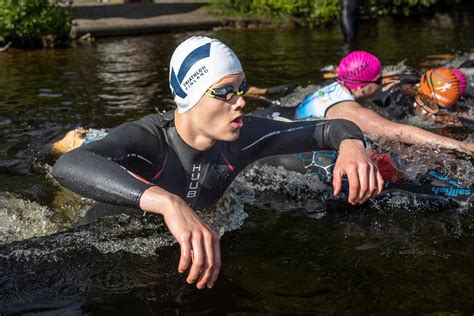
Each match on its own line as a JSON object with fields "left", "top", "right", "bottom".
{"left": 414, "top": 94, "right": 439, "bottom": 114}
{"left": 205, "top": 81, "right": 249, "bottom": 101}
{"left": 338, "top": 76, "right": 383, "bottom": 85}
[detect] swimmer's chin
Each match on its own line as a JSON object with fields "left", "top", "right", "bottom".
{"left": 230, "top": 130, "right": 241, "bottom": 142}
{"left": 219, "top": 129, "right": 241, "bottom": 142}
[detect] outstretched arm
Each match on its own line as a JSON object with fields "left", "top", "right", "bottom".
{"left": 326, "top": 102, "right": 474, "bottom": 154}
{"left": 245, "top": 84, "right": 297, "bottom": 97}
{"left": 238, "top": 116, "right": 383, "bottom": 204}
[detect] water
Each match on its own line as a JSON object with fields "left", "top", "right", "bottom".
{"left": 1, "top": 8, "right": 474, "bottom": 314}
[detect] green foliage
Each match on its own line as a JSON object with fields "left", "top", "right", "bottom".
{"left": 0, "top": 0, "right": 72, "bottom": 47}
{"left": 363, "top": 0, "right": 438, "bottom": 16}
{"left": 212, "top": 0, "right": 440, "bottom": 26}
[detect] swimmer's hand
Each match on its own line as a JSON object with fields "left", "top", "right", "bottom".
{"left": 333, "top": 139, "right": 384, "bottom": 204}
{"left": 140, "top": 186, "right": 220, "bottom": 290}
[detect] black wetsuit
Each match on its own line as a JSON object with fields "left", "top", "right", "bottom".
{"left": 371, "top": 74, "right": 420, "bottom": 120}
{"left": 339, "top": 0, "right": 360, "bottom": 43}
{"left": 53, "top": 111, "right": 363, "bottom": 211}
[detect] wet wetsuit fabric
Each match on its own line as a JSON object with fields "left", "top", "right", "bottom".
{"left": 371, "top": 74, "right": 420, "bottom": 120}
{"left": 339, "top": 0, "right": 360, "bottom": 43}
{"left": 459, "top": 60, "right": 474, "bottom": 68}
{"left": 53, "top": 111, "right": 364, "bottom": 211}
{"left": 295, "top": 81, "right": 354, "bottom": 119}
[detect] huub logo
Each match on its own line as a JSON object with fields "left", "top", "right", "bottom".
{"left": 187, "top": 163, "right": 201, "bottom": 198}
{"left": 170, "top": 43, "right": 211, "bottom": 99}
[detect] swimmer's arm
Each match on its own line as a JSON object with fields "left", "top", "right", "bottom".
{"left": 52, "top": 143, "right": 155, "bottom": 208}
{"left": 52, "top": 123, "right": 163, "bottom": 208}
{"left": 245, "top": 84, "right": 296, "bottom": 96}
{"left": 53, "top": 125, "right": 221, "bottom": 289}
{"left": 54, "top": 149, "right": 221, "bottom": 290}
{"left": 239, "top": 116, "right": 383, "bottom": 204}
{"left": 326, "top": 102, "right": 474, "bottom": 154}
{"left": 245, "top": 86, "right": 267, "bottom": 96}
{"left": 140, "top": 186, "right": 221, "bottom": 290}
{"left": 240, "top": 116, "right": 366, "bottom": 158}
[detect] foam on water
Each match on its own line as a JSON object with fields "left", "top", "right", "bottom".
{"left": 376, "top": 138, "right": 474, "bottom": 187}
{"left": 239, "top": 159, "right": 471, "bottom": 214}
{"left": 197, "top": 181, "right": 254, "bottom": 236}
{"left": 0, "top": 193, "right": 62, "bottom": 243}
{"left": 0, "top": 180, "right": 253, "bottom": 260}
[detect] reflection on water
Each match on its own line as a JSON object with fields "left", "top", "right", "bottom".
{"left": 95, "top": 39, "right": 160, "bottom": 111}
{"left": 0, "top": 9, "right": 473, "bottom": 314}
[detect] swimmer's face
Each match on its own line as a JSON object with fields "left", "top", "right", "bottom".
{"left": 363, "top": 77, "right": 382, "bottom": 97}
{"left": 190, "top": 72, "right": 246, "bottom": 142}
{"left": 355, "top": 74, "right": 382, "bottom": 101}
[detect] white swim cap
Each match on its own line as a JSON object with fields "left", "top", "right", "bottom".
{"left": 169, "top": 36, "right": 243, "bottom": 113}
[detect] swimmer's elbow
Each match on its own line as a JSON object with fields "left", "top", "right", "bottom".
{"left": 52, "top": 150, "right": 81, "bottom": 187}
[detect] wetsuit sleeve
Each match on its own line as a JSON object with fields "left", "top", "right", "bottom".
{"left": 236, "top": 116, "right": 364, "bottom": 162}
{"left": 52, "top": 122, "right": 165, "bottom": 209}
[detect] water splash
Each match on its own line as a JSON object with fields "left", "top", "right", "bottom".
{"left": 237, "top": 164, "right": 328, "bottom": 218}
{"left": 377, "top": 138, "right": 474, "bottom": 187}
{"left": 239, "top": 160, "right": 471, "bottom": 215}
{"left": 197, "top": 181, "right": 254, "bottom": 236}
{"left": 0, "top": 180, "right": 253, "bottom": 260}
{"left": 0, "top": 193, "right": 62, "bottom": 243}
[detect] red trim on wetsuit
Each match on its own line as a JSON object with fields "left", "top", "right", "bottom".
{"left": 221, "top": 153, "right": 235, "bottom": 172}
{"left": 126, "top": 170, "right": 151, "bottom": 185}
{"left": 152, "top": 152, "right": 168, "bottom": 180}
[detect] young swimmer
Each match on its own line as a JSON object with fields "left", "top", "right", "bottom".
{"left": 257, "top": 51, "right": 474, "bottom": 155}
{"left": 52, "top": 36, "right": 383, "bottom": 290}
{"left": 372, "top": 68, "right": 472, "bottom": 125}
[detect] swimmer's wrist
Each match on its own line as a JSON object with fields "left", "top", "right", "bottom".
{"left": 140, "top": 186, "right": 181, "bottom": 216}
{"left": 339, "top": 138, "right": 365, "bottom": 149}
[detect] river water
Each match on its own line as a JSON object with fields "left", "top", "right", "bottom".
{"left": 0, "top": 10, "right": 474, "bottom": 314}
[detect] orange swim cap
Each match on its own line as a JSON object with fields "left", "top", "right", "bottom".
{"left": 419, "top": 68, "right": 461, "bottom": 108}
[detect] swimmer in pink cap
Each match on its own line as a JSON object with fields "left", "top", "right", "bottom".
{"left": 337, "top": 51, "right": 383, "bottom": 89}
{"left": 259, "top": 51, "right": 474, "bottom": 154}
{"left": 297, "top": 51, "right": 473, "bottom": 154}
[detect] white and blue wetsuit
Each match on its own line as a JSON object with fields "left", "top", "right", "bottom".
{"left": 294, "top": 81, "right": 355, "bottom": 120}
{"left": 254, "top": 81, "right": 354, "bottom": 123}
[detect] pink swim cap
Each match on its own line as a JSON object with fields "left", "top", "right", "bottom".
{"left": 450, "top": 68, "right": 467, "bottom": 96}
{"left": 337, "top": 51, "right": 382, "bottom": 89}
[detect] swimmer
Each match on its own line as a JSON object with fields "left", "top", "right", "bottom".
{"left": 255, "top": 51, "right": 474, "bottom": 155}
{"left": 52, "top": 36, "right": 383, "bottom": 290}
{"left": 372, "top": 68, "right": 473, "bottom": 125}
